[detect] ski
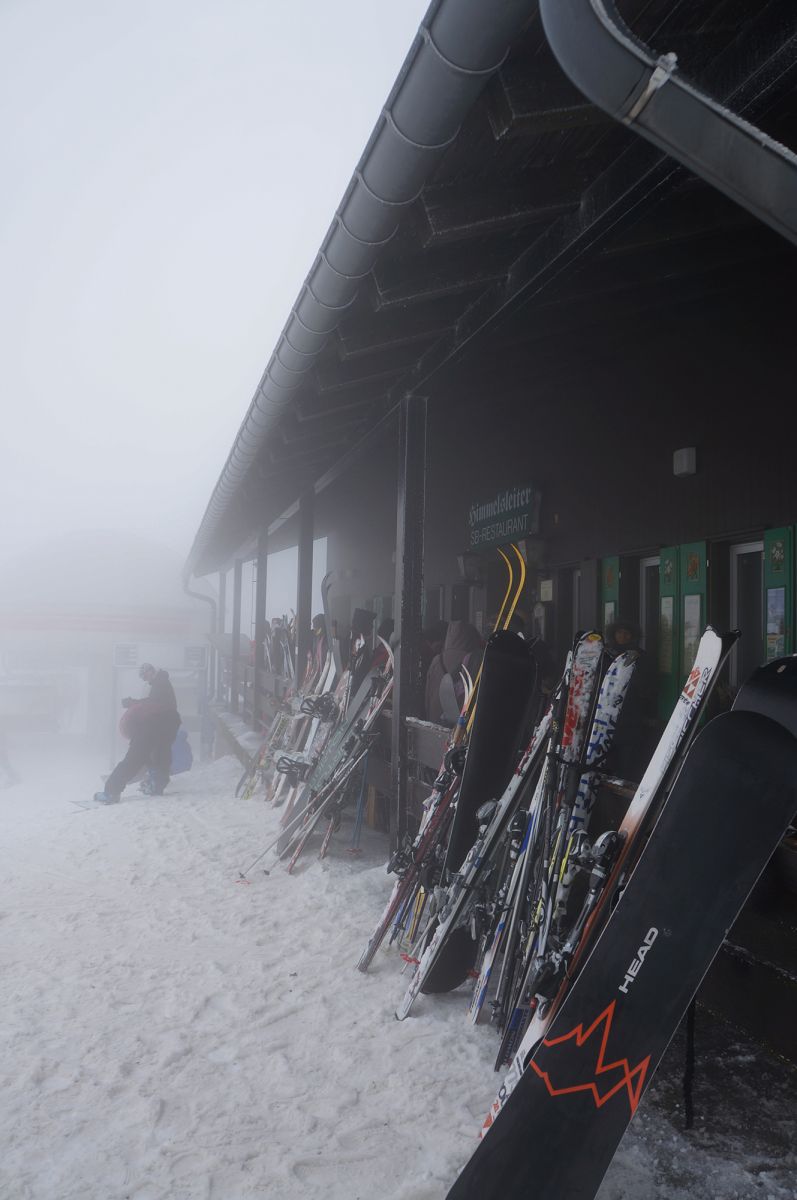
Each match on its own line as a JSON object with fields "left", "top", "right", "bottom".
{"left": 357, "top": 766, "right": 459, "bottom": 972}
{"left": 492, "top": 648, "right": 638, "bottom": 1056}
{"left": 483, "top": 626, "right": 737, "bottom": 1127}
{"left": 356, "top": 545, "right": 525, "bottom": 972}
{"left": 394, "top": 633, "right": 605, "bottom": 1021}
{"left": 473, "top": 650, "right": 637, "bottom": 1030}
{"left": 442, "top": 630, "right": 540, "bottom": 880}
{"left": 446, "top": 663, "right": 797, "bottom": 1199}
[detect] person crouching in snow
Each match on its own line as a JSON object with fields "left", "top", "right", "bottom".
{"left": 95, "top": 663, "right": 181, "bottom": 804}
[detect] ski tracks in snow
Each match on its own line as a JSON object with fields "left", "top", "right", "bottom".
{"left": 0, "top": 745, "right": 795, "bottom": 1199}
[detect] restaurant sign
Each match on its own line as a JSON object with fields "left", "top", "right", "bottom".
{"left": 467, "top": 484, "right": 539, "bottom": 550}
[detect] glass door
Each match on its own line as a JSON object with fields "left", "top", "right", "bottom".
{"left": 730, "top": 541, "right": 764, "bottom": 688}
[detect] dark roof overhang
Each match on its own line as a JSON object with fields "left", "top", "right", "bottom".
{"left": 185, "top": 0, "right": 797, "bottom": 581}
{"left": 540, "top": 0, "right": 797, "bottom": 243}
{"left": 184, "top": 0, "right": 535, "bottom": 580}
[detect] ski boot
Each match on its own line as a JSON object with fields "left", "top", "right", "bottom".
{"left": 93, "top": 791, "right": 119, "bottom": 805}
{"left": 140, "top": 768, "right": 168, "bottom": 795}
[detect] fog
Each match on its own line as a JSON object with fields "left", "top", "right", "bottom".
{"left": 0, "top": 0, "right": 429, "bottom": 574}
{"left": 0, "top": 0, "right": 428, "bottom": 757}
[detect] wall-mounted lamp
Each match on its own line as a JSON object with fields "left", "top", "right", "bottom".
{"left": 673, "top": 447, "right": 697, "bottom": 477}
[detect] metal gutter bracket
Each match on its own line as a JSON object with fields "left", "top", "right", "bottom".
{"left": 622, "top": 52, "right": 678, "bottom": 124}
{"left": 539, "top": 0, "right": 797, "bottom": 246}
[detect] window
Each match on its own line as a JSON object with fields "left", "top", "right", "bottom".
{"left": 730, "top": 541, "right": 764, "bottom": 687}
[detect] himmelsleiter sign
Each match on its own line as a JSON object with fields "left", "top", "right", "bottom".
{"left": 467, "top": 485, "right": 540, "bottom": 550}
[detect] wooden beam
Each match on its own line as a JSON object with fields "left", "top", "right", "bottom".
{"left": 486, "top": 59, "right": 610, "bottom": 139}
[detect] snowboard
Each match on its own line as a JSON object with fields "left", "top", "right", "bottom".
{"left": 444, "top": 629, "right": 540, "bottom": 877}
{"left": 446, "top": 686, "right": 797, "bottom": 1198}
{"left": 395, "top": 633, "right": 602, "bottom": 1019}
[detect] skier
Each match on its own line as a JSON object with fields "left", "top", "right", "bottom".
{"left": 131, "top": 661, "right": 178, "bottom": 712}
{"left": 94, "top": 664, "right": 181, "bottom": 803}
{"left": 425, "top": 620, "right": 484, "bottom": 725}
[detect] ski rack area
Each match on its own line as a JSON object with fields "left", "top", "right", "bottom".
{"left": 219, "top": 620, "right": 797, "bottom": 1199}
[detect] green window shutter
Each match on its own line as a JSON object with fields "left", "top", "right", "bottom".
{"left": 601, "top": 556, "right": 620, "bottom": 631}
{"left": 679, "top": 542, "right": 708, "bottom": 680}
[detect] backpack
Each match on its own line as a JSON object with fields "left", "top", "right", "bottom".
{"left": 170, "top": 728, "right": 193, "bottom": 774}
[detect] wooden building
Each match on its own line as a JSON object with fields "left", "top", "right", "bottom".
{"left": 186, "top": 1, "right": 797, "bottom": 1056}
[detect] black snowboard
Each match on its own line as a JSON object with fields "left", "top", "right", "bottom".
{"left": 446, "top": 698, "right": 797, "bottom": 1198}
{"left": 443, "top": 630, "right": 539, "bottom": 877}
{"left": 733, "top": 655, "right": 797, "bottom": 737}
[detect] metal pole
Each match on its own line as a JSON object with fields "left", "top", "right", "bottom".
{"left": 230, "top": 559, "right": 243, "bottom": 714}
{"left": 391, "top": 394, "right": 427, "bottom": 852}
{"left": 296, "top": 491, "right": 314, "bottom": 684}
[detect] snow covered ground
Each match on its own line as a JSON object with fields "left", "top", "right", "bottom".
{"left": 2, "top": 738, "right": 795, "bottom": 1200}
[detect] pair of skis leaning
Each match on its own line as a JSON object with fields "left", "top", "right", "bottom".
{"left": 357, "top": 542, "right": 532, "bottom": 972}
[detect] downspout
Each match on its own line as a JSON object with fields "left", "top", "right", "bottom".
{"left": 539, "top": 0, "right": 797, "bottom": 246}
{"left": 183, "top": 579, "right": 218, "bottom": 699}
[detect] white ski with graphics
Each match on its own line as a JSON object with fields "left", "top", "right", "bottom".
{"left": 482, "top": 625, "right": 738, "bottom": 1133}
{"left": 395, "top": 633, "right": 604, "bottom": 1022}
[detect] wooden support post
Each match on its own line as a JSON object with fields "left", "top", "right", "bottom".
{"left": 253, "top": 531, "right": 269, "bottom": 729}
{"left": 296, "top": 491, "right": 314, "bottom": 685}
{"left": 216, "top": 570, "right": 227, "bottom": 702}
{"left": 230, "top": 559, "right": 243, "bottom": 714}
{"left": 391, "top": 395, "right": 427, "bottom": 852}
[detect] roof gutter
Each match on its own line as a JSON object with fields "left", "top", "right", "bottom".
{"left": 182, "top": 581, "right": 218, "bottom": 694}
{"left": 184, "top": 0, "right": 536, "bottom": 582}
{"left": 539, "top": 0, "right": 797, "bottom": 246}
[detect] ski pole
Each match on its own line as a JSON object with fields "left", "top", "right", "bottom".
{"left": 348, "top": 749, "right": 370, "bottom": 853}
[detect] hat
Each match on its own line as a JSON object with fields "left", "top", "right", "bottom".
{"left": 139, "top": 662, "right": 155, "bottom": 679}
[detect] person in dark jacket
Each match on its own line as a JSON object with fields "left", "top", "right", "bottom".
{"left": 136, "top": 662, "right": 178, "bottom": 711}
{"left": 425, "top": 620, "right": 484, "bottom": 725}
{"left": 95, "top": 664, "right": 181, "bottom": 802}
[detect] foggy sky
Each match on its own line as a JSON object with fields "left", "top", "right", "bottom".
{"left": 0, "top": 0, "right": 430, "bottom": 574}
